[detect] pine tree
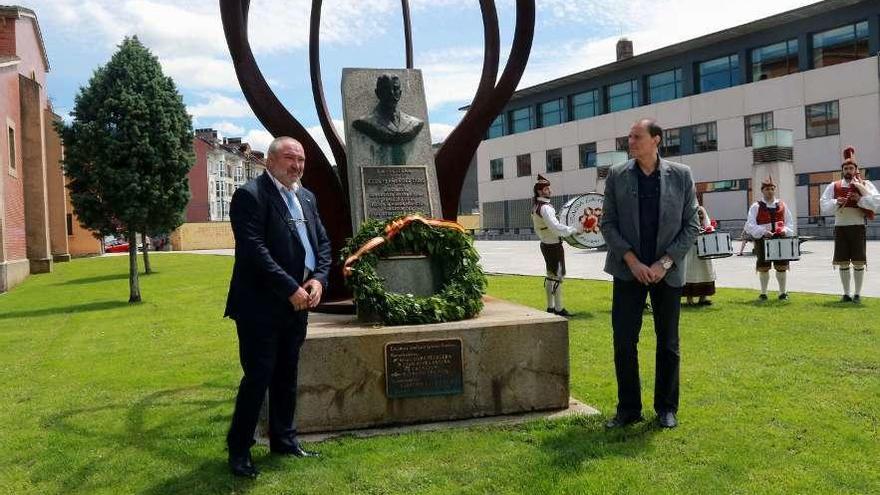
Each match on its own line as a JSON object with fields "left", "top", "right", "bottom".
{"left": 58, "top": 36, "right": 193, "bottom": 302}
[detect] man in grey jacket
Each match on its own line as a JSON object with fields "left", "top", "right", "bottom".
{"left": 600, "top": 118, "right": 699, "bottom": 429}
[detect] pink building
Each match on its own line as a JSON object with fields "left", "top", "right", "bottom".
{"left": 0, "top": 5, "right": 70, "bottom": 292}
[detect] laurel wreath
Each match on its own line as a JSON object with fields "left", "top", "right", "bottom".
{"left": 341, "top": 216, "right": 486, "bottom": 325}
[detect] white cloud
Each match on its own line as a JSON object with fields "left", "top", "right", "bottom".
{"left": 160, "top": 56, "right": 239, "bottom": 91}
{"left": 243, "top": 129, "right": 274, "bottom": 153}
{"left": 211, "top": 121, "right": 246, "bottom": 137}
{"left": 307, "top": 120, "right": 345, "bottom": 165}
{"left": 429, "top": 123, "right": 456, "bottom": 144}
{"left": 187, "top": 93, "right": 254, "bottom": 119}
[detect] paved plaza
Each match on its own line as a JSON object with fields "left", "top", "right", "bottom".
{"left": 475, "top": 240, "right": 880, "bottom": 297}
{"left": 168, "top": 239, "right": 879, "bottom": 297}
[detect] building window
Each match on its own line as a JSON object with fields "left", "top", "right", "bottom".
{"left": 751, "top": 39, "right": 798, "bottom": 81}
{"left": 607, "top": 79, "right": 639, "bottom": 112}
{"left": 616, "top": 137, "right": 629, "bottom": 154}
{"left": 489, "top": 158, "right": 504, "bottom": 181}
{"left": 509, "top": 107, "right": 533, "bottom": 134}
{"left": 487, "top": 115, "right": 505, "bottom": 139}
{"left": 516, "top": 154, "right": 531, "bottom": 177}
{"left": 692, "top": 122, "right": 717, "bottom": 153}
{"left": 661, "top": 128, "right": 681, "bottom": 156}
{"left": 66, "top": 214, "right": 74, "bottom": 235}
{"left": 805, "top": 101, "right": 839, "bottom": 138}
{"left": 539, "top": 99, "right": 564, "bottom": 128}
{"left": 648, "top": 68, "right": 682, "bottom": 104}
{"left": 812, "top": 21, "right": 870, "bottom": 68}
{"left": 546, "top": 148, "right": 562, "bottom": 173}
{"left": 7, "top": 125, "right": 15, "bottom": 171}
{"left": 579, "top": 142, "right": 597, "bottom": 169}
{"left": 744, "top": 112, "right": 773, "bottom": 147}
{"left": 571, "top": 90, "right": 598, "bottom": 120}
{"left": 699, "top": 54, "right": 739, "bottom": 93}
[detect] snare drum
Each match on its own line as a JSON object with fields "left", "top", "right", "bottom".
{"left": 559, "top": 193, "right": 605, "bottom": 249}
{"left": 696, "top": 232, "right": 733, "bottom": 259}
{"left": 763, "top": 237, "right": 800, "bottom": 261}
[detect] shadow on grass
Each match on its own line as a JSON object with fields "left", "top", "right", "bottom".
{"left": 58, "top": 271, "right": 160, "bottom": 285}
{"left": 38, "top": 382, "right": 257, "bottom": 495}
{"left": 0, "top": 300, "right": 131, "bottom": 320}
{"left": 539, "top": 415, "right": 660, "bottom": 470}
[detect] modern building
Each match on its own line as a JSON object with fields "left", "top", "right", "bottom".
{"left": 186, "top": 128, "right": 266, "bottom": 223}
{"left": 0, "top": 5, "right": 71, "bottom": 292}
{"left": 476, "top": 0, "right": 880, "bottom": 236}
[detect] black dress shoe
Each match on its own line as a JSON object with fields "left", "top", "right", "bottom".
{"left": 758, "top": 294, "right": 768, "bottom": 301}
{"left": 546, "top": 307, "right": 556, "bottom": 314}
{"left": 555, "top": 308, "right": 572, "bottom": 317}
{"left": 841, "top": 295, "right": 853, "bottom": 302}
{"left": 657, "top": 411, "right": 678, "bottom": 429}
{"left": 270, "top": 442, "right": 320, "bottom": 458}
{"left": 228, "top": 452, "right": 259, "bottom": 478}
{"left": 778, "top": 293, "right": 788, "bottom": 301}
{"left": 604, "top": 414, "right": 644, "bottom": 429}
{"left": 853, "top": 295, "right": 861, "bottom": 303}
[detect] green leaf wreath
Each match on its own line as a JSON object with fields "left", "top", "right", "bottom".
{"left": 341, "top": 216, "right": 487, "bottom": 325}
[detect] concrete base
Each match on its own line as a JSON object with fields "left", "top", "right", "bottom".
{"left": 52, "top": 253, "right": 72, "bottom": 263}
{"left": 286, "top": 398, "right": 599, "bottom": 444}
{"left": 29, "top": 258, "right": 53, "bottom": 274}
{"left": 276, "top": 297, "right": 570, "bottom": 434}
{"left": 0, "top": 259, "right": 32, "bottom": 292}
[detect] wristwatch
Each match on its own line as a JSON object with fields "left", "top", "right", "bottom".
{"left": 660, "top": 256, "right": 673, "bottom": 270}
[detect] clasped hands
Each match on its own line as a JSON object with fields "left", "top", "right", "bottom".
{"left": 624, "top": 251, "right": 667, "bottom": 286}
{"left": 288, "top": 279, "right": 323, "bottom": 311}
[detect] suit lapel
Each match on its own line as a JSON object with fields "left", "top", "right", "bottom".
{"left": 656, "top": 159, "right": 672, "bottom": 253}
{"left": 623, "top": 160, "right": 640, "bottom": 244}
{"left": 260, "top": 172, "right": 303, "bottom": 241}
{"left": 295, "top": 186, "right": 318, "bottom": 249}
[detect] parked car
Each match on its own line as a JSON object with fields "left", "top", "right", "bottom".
{"left": 104, "top": 236, "right": 130, "bottom": 253}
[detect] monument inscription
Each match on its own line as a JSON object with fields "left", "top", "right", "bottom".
{"left": 385, "top": 339, "right": 464, "bottom": 398}
{"left": 362, "top": 166, "right": 432, "bottom": 220}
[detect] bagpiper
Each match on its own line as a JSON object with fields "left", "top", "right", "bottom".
{"left": 531, "top": 174, "right": 583, "bottom": 316}
{"left": 820, "top": 147, "right": 880, "bottom": 303}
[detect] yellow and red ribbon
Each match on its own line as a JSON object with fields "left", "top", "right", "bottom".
{"left": 343, "top": 214, "right": 466, "bottom": 277}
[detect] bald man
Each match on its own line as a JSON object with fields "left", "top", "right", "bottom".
{"left": 224, "top": 137, "right": 332, "bottom": 478}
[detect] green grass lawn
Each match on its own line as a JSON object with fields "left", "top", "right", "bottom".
{"left": 0, "top": 254, "right": 878, "bottom": 494}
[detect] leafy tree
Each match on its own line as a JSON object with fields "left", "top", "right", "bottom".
{"left": 58, "top": 36, "right": 193, "bottom": 302}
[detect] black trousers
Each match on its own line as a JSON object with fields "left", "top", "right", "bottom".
{"left": 611, "top": 278, "right": 681, "bottom": 418}
{"left": 227, "top": 315, "right": 307, "bottom": 455}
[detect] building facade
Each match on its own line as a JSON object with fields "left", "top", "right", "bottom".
{"left": 0, "top": 5, "right": 71, "bottom": 292}
{"left": 476, "top": 0, "right": 880, "bottom": 235}
{"left": 186, "top": 129, "right": 266, "bottom": 223}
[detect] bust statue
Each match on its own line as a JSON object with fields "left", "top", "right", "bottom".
{"left": 353, "top": 74, "right": 424, "bottom": 145}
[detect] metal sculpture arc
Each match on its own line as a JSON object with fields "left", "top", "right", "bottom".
{"left": 219, "top": 0, "right": 535, "bottom": 300}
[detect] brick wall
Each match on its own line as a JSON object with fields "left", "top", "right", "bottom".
{"left": 186, "top": 139, "right": 210, "bottom": 222}
{"left": 0, "top": 17, "right": 15, "bottom": 57}
{"left": 171, "top": 222, "right": 235, "bottom": 250}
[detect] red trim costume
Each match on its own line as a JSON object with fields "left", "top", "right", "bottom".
{"left": 745, "top": 176, "right": 795, "bottom": 300}
{"left": 531, "top": 174, "right": 581, "bottom": 315}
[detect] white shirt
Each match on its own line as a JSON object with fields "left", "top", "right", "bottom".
{"left": 745, "top": 198, "right": 795, "bottom": 239}
{"left": 266, "top": 171, "right": 305, "bottom": 214}
{"left": 819, "top": 179, "right": 880, "bottom": 226}
{"left": 531, "top": 198, "right": 579, "bottom": 244}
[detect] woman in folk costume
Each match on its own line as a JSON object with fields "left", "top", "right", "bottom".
{"left": 745, "top": 176, "right": 795, "bottom": 300}
{"left": 819, "top": 146, "right": 880, "bottom": 303}
{"left": 682, "top": 205, "right": 716, "bottom": 306}
{"left": 531, "top": 174, "right": 583, "bottom": 316}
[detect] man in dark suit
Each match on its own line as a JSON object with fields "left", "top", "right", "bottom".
{"left": 600, "top": 119, "right": 699, "bottom": 430}
{"left": 224, "top": 136, "right": 332, "bottom": 478}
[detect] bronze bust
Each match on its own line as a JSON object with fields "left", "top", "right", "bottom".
{"left": 353, "top": 74, "right": 424, "bottom": 145}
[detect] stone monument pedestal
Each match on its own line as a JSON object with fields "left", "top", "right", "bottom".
{"left": 259, "top": 297, "right": 569, "bottom": 435}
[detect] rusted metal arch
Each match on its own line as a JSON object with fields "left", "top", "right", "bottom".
{"left": 436, "top": 0, "right": 536, "bottom": 220}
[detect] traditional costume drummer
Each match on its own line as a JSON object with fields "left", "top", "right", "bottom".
{"left": 745, "top": 176, "right": 795, "bottom": 300}
{"left": 819, "top": 147, "right": 880, "bottom": 303}
{"left": 531, "top": 174, "right": 583, "bottom": 316}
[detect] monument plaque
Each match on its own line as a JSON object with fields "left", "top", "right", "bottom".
{"left": 385, "top": 339, "right": 464, "bottom": 399}
{"left": 361, "top": 166, "right": 433, "bottom": 220}
{"left": 342, "top": 68, "right": 441, "bottom": 230}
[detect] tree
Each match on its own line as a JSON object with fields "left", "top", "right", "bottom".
{"left": 58, "top": 36, "right": 193, "bottom": 302}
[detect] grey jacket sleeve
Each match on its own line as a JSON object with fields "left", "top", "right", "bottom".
{"left": 600, "top": 167, "right": 634, "bottom": 256}
{"left": 664, "top": 168, "right": 700, "bottom": 264}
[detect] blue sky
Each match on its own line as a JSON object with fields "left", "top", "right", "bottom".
{"left": 29, "top": 0, "right": 816, "bottom": 160}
